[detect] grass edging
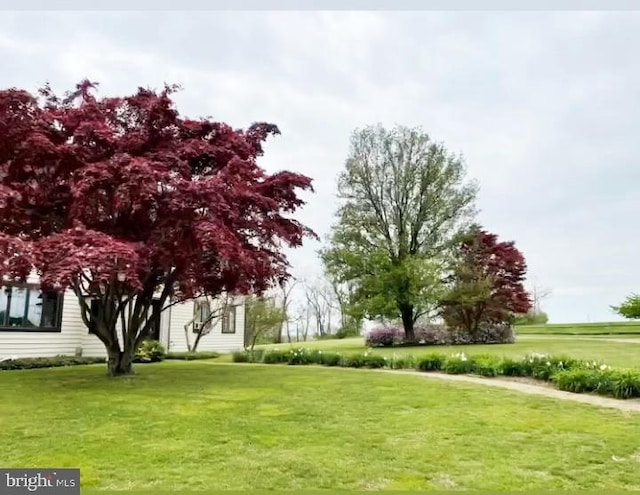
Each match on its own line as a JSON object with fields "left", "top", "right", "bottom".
{"left": 232, "top": 348, "right": 640, "bottom": 400}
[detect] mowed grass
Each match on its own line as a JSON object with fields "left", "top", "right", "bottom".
{"left": 516, "top": 321, "right": 640, "bottom": 335}
{"left": 255, "top": 334, "right": 640, "bottom": 369}
{"left": 1, "top": 361, "right": 640, "bottom": 490}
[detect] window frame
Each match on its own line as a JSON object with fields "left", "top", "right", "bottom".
{"left": 221, "top": 305, "right": 237, "bottom": 334}
{"left": 0, "top": 283, "right": 64, "bottom": 333}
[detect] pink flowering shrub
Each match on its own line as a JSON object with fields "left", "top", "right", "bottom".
{"left": 365, "top": 323, "right": 515, "bottom": 347}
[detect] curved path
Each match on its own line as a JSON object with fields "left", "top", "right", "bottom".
{"left": 597, "top": 338, "right": 640, "bottom": 344}
{"left": 221, "top": 362, "right": 640, "bottom": 413}
{"left": 371, "top": 369, "right": 640, "bottom": 413}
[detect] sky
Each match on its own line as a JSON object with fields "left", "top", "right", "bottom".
{"left": 0, "top": 10, "right": 638, "bottom": 323}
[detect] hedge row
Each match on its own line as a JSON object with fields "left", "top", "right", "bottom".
{"left": 0, "top": 356, "right": 106, "bottom": 370}
{"left": 232, "top": 348, "right": 640, "bottom": 400}
{"left": 365, "top": 323, "right": 515, "bottom": 347}
{"left": 136, "top": 341, "right": 221, "bottom": 363}
{"left": 0, "top": 349, "right": 220, "bottom": 370}
{"left": 165, "top": 351, "right": 221, "bottom": 360}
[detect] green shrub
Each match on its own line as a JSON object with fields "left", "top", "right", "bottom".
{"left": 498, "top": 357, "right": 525, "bottom": 376}
{"left": 390, "top": 354, "right": 417, "bottom": 369}
{"left": 500, "top": 354, "right": 578, "bottom": 380}
{"left": 262, "top": 350, "right": 290, "bottom": 364}
{"left": 0, "top": 355, "right": 106, "bottom": 370}
{"left": 134, "top": 340, "right": 166, "bottom": 363}
{"left": 362, "top": 354, "right": 387, "bottom": 368}
{"left": 335, "top": 325, "right": 361, "bottom": 339}
{"left": 416, "top": 354, "right": 445, "bottom": 371}
{"left": 307, "top": 350, "right": 326, "bottom": 365}
{"left": 553, "top": 368, "right": 640, "bottom": 399}
{"left": 318, "top": 351, "right": 342, "bottom": 366}
{"left": 166, "top": 351, "right": 220, "bottom": 360}
{"left": 611, "top": 370, "right": 640, "bottom": 399}
{"left": 553, "top": 369, "right": 601, "bottom": 394}
{"left": 519, "top": 353, "right": 580, "bottom": 381}
{"left": 342, "top": 354, "right": 368, "bottom": 368}
{"left": 287, "top": 348, "right": 315, "bottom": 365}
{"left": 248, "top": 349, "right": 266, "bottom": 362}
{"left": 469, "top": 355, "right": 502, "bottom": 377}
{"left": 231, "top": 351, "right": 251, "bottom": 363}
{"left": 442, "top": 353, "right": 475, "bottom": 374}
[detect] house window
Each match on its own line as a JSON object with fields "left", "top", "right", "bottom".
{"left": 221, "top": 305, "right": 236, "bottom": 334}
{"left": 0, "top": 284, "right": 63, "bottom": 332}
{"left": 194, "top": 299, "right": 211, "bottom": 324}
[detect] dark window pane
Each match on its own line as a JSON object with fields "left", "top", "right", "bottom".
{"left": 8, "top": 287, "right": 27, "bottom": 327}
{"left": 40, "top": 292, "right": 60, "bottom": 328}
{"left": 0, "top": 288, "right": 8, "bottom": 326}
{"left": 0, "top": 285, "right": 61, "bottom": 331}
{"left": 25, "top": 287, "right": 42, "bottom": 327}
{"left": 222, "top": 306, "right": 236, "bottom": 334}
{"left": 194, "top": 299, "right": 211, "bottom": 323}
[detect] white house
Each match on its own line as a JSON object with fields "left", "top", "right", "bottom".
{"left": 0, "top": 273, "right": 245, "bottom": 359}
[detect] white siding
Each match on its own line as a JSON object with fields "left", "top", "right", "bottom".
{"left": 165, "top": 299, "right": 195, "bottom": 352}
{"left": 192, "top": 300, "right": 245, "bottom": 353}
{"left": 0, "top": 271, "right": 246, "bottom": 359}
{"left": 0, "top": 273, "right": 87, "bottom": 359}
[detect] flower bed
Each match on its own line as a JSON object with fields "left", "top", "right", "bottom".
{"left": 232, "top": 348, "right": 640, "bottom": 400}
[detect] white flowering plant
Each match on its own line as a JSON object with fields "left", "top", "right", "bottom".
{"left": 442, "top": 352, "right": 475, "bottom": 374}
{"left": 521, "top": 353, "right": 583, "bottom": 381}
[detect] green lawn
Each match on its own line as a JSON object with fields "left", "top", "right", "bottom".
{"left": 254, "top": 334, "right": 640, "bottom": 369}
{"left": 1, "top": 361, "right": 639, "bottom": 490}
{"left": 516, "top": 321, "right": 640, "bottom": 335}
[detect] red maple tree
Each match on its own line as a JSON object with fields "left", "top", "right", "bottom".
{"left": 0, "top": 80, "right": 315, "bottom": 375}
{"left": 440, "top": 227, "right": 531, "bottom": 333}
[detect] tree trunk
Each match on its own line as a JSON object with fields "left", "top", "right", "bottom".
{"left": 192, "top": 330, "right": 204, "bottom": 352}
{"left": 400, "top": 304, "right": 415, "bottom": 342}
{"left": 106, "top": 345, "right": 135, "bottom": 377}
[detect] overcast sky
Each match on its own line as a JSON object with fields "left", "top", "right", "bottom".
{"left": 1, "top": 10, "right": 638, "bottom": 323}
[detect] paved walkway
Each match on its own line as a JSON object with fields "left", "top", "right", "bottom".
{"left": 371, "top": 369, "right": 640, "bottom": 413}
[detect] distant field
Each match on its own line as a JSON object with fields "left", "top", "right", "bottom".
{"left": 516, "top": 322, "right": 640, "bottom": 335}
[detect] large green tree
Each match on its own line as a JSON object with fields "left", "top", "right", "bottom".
{"left": 321, "top": 125, "right": 477, "bottom": 340}
{"left": 243, "top": 295, "right": 285, "bottom": 350}
{"left": 611, "top": 294, "right": 640, "bottom": 320}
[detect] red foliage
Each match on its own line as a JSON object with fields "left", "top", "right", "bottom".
{"left": 440, "top": 228, "right": 532, "bottom": 332}
{"left": 0, "top": 80, "right": 315, "bottom": 301}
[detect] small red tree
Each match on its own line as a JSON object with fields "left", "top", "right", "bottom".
{"left": 440, "top": 228, "right": 531, "bottom": 333}
{"left": 0, "top": 80, "right": 315, "bottom": 375}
